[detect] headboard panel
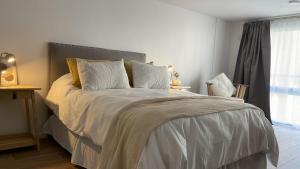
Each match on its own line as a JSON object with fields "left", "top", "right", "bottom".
{"left": 48, "top": 42, "right": 146, "bottom": 86}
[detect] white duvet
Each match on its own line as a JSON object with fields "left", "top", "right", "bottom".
{"left": 46, "top": 74, "right": 278, "bottom": 169}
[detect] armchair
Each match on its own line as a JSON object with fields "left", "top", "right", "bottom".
{"left": 207, "top": 82, "right": 248, "bottom": 100}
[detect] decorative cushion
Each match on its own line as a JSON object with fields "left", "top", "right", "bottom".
{"left": 208, "top": 73, "right": 236, "bottom": 97}
{"left": 124, "top": 61, "right": 154, "bottom": 86}
{"left": 131, "top": 61, "right": 169, "bottom": 89}
{"left": 66, "top": 58, "right": 107, "bottom": 88}
{"left": 77, "top": 59, "right": 130, "bottom": 91}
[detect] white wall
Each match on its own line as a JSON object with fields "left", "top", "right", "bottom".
{"left": 0, "top": 0, "right": 231, "bottom": 135}
{"left": 211, "top": 19, "right": 232, "bottom": 78}
{"left": 227, "top": 21, "right": 245, "bottom": 80}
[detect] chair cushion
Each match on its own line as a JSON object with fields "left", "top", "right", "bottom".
{"left": 208, "top": 73, "right": 236, "bottom": 97}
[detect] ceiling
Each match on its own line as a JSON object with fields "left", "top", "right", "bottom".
{"left": 159, "top": 0, "right": 300, "bottom": 21}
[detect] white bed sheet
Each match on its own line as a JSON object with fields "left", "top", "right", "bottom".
{"left": 43, "top": 115, "right": 100, "bottom": 169}
{"left": 45, "top": 74, "right": 278, "bottom": 169}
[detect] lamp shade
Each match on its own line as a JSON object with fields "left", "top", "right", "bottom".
{"left": 0, "top": 53, "right": 18, "bottom": 86}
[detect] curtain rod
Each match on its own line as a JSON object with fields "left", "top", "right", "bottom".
{"left": 250, "top": 13, "right": 300, "bottom": 22}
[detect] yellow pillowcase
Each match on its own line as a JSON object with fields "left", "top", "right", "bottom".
{"left": 124, "top": 61, "right": 133, "bottom": 86}
{"left": 66, "top": 58, "right": 81, "bottom": 88}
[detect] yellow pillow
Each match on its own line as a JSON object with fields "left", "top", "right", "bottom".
{"left": 66, "top": 58, "right": 81, "bottom": 88}
{"left": 124, "top": 61, "right": 133, "bottom": 86}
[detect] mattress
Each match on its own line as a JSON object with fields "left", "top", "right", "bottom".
{"left": 43, "top": 115, "right": 268, "bottom": 169}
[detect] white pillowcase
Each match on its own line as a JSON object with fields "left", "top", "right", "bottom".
{"left": 131, "top": 61, "right": 170, "bottom": 89}
{"left": 77, "top": 59, "right": 130, "bottom": 91}
{"left": 46, "top": 73, "right": 73, "bottom": 106}
{"left": 208, "top": 73, "right": 236, "bottom": 97}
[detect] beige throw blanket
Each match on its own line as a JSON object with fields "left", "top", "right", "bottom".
{"left": 98, "top": 96, "right": 257, "bottom": 169}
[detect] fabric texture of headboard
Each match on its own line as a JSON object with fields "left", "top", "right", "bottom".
{"left": 48, "top": 42, "right": 146, "bottom": 86}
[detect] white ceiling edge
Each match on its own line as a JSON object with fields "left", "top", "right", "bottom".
{"left": 158, "top": 0, "right": 300, "bottom": 22}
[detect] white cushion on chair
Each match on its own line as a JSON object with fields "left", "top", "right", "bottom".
{"left": 208, "top": 73, "right": 236, "bottom": 97}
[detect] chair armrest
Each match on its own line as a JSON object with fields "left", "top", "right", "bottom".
{"left": 233, "top": 83, "right": 248, "bottom": 87}
{"left": 206, "top": 82, "right": 214, "bottom": 96}
{"left": 233, "top": 83, "right": 248, "bottom": 99}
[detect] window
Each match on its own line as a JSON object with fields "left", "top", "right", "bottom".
{"left": 270, "top": 18, "right": 300, "bottom": 127}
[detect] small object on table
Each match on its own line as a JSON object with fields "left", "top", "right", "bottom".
{"left": 0, "top": 85, "right": 41, "bottom": 151}
{"left": 170, "top": 85, "right": 191, "bottom": 91}
{"left": 171, "top": 79, "right": 181, "bottom": 86}
{"left": 171, "top": 71, "right": 181, "bottom": 86}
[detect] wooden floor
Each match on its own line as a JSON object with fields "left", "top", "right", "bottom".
{"left": 0, "top": 125, "right": 299, "bottom": 169}
{"left": 0, "top": 139, "right": 82, "bottom": 169}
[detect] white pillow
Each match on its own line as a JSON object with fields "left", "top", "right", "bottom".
{"left": 131, "top": 61, "right": 170, "bottom": 89}
{"left": 46, "top": 73, "right": 74, "bottom": 115}
{"left": 77, "top": 59, "right": 130, "bottom": 91}
{"left": 46, "top": 73, "right": 73, "bottom": 105}
{"left": 208, "top": 73, "right": 236, "bottom": 97}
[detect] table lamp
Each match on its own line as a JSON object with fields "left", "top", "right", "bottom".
{"left": 0, "top": 52, "right": 18, "bottom": 86}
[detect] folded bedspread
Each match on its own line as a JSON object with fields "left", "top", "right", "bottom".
{"left": 47, "top": 84, "right": 278, "bottom": 169}
{"left": 98, "top": 96, "right": 278, "bottom": 169}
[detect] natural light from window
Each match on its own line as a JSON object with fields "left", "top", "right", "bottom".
{"left": 270, "top": 18, "right": 300, "bottom": 128}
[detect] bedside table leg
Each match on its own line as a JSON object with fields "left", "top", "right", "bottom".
{"left": 31, "top": 91, "right": 40, "bottom": 151}
{"left": 24, "top": 98, "right": 32, "bottom": 135}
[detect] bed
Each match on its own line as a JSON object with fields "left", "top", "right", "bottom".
{"left": 44, "top": 42, "right": 279, "bottom": 169}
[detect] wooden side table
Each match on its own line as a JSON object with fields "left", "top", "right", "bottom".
{"left": 0, "top": 85, "right": 41, "bottom": 151}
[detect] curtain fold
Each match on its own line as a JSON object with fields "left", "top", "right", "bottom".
{"left": 233, "top": 21, "right": 272, "bottom": 123}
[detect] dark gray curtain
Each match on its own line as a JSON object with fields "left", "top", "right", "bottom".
{"left": 233, "top": 21, "right": 272, "bottom": 124}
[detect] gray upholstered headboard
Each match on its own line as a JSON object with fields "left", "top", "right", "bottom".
{"left": 48, "top": 42, "right": 146, "bottom": 86}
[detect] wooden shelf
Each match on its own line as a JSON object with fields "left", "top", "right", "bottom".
{"left": 0, "top": 134, "right": 35, "bottom": 151}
